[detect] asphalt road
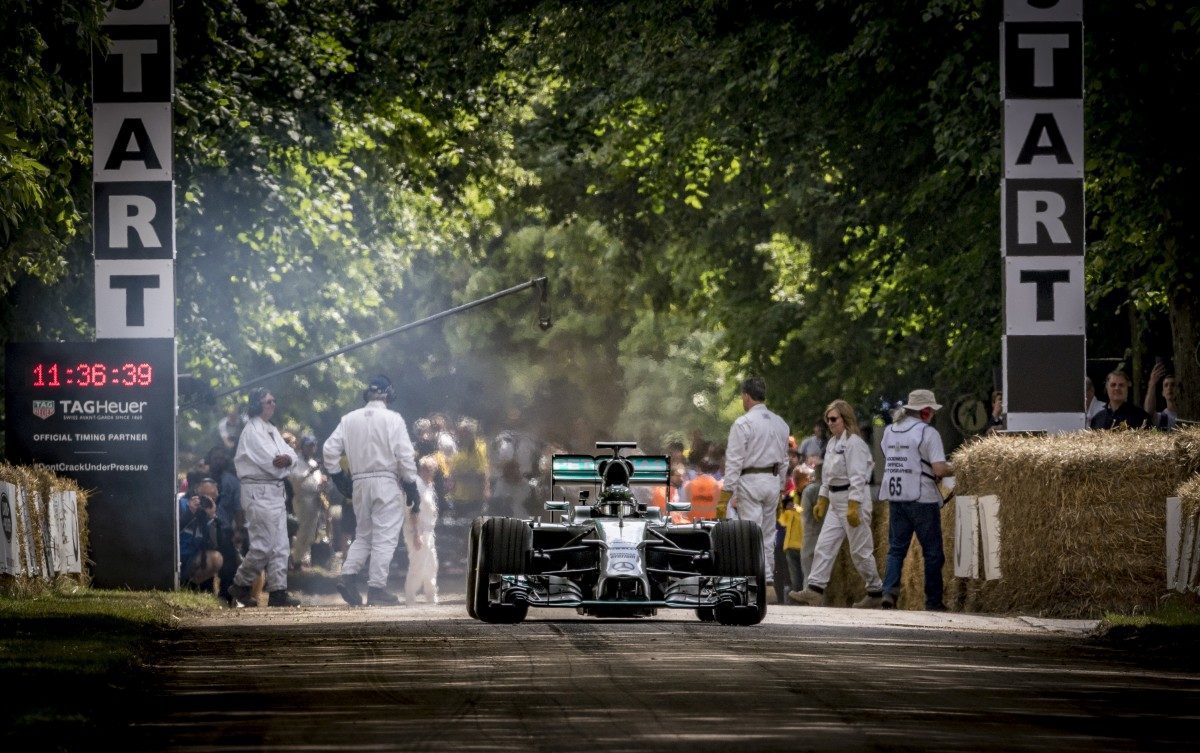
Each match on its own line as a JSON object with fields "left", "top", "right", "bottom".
{"left": 128, "top": 598, "right": 1200, "bottom": 752}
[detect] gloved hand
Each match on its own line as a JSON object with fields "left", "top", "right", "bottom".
{"left": 847, "top": 499, "right": 862, "bottom": 527}
{"left": 329, "top": 470, "right": 353, "bottom": 498}
{"left": 401, "top": 478, "right": 421, "bottom": 515}
{"left": 716, "top": 489, "right": 733, "bottom": 519}
{"left": 814, "top": 495, "right": 829, "bottom": 521}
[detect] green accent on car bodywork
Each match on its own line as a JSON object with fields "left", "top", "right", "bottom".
{"left": 551, "top": 454, "right": 670, "bottom": 485}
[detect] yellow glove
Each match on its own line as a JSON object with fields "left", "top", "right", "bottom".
{"left": 716, "top": 489, "right": 732, "bottom": 519}
{"left": 847, "top": 499, "right": 862, "bottom": 527}
{"left": 814, "top": 495, "right": 829, "bottom": 521}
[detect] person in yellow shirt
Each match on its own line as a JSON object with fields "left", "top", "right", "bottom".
{"left": 777, "top": 467, "right": 806, "bottom": 601}
{"left": 447, "top": 417, "right": 490, "bottom": 519}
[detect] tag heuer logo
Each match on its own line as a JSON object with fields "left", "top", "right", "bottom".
{"left": 33, "top": 400, "right": 55, "bottom": 420}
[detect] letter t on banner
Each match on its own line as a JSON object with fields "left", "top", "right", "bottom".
{"left": 1000, "top": 0, "right": 1085, "bottom": 433}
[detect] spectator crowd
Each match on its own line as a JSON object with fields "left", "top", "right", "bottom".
{"left": 176, "top": 360, "right": 1183, "bottom": 608}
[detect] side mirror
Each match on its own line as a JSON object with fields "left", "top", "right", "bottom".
{"left": 544, "top": 500, "right": 569, "bottom": 513}
{"left": 667, "top": 500, "right": 691, "bottom": 513}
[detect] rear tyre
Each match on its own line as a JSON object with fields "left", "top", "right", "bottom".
{"left": 473, "top": 517, "right": 531, "bottom": 624}
{"left": 465, "top": 516, "right": 484, "bottom": 619}
{"left": 710, "top": 520, "right": 767, "bottom": 626}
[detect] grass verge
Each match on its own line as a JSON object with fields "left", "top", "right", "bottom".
{"left": 1102, "top": 592, "right": 1200, "bottom": 628}
{"left": 1096, "top": 592, "right": 1200, "bottom": 666}
{"left": 0, "top": 583, "right": 221, "bottom": 751}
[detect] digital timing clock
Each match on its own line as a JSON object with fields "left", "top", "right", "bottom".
{"left": 31, "top": 362, "right": 154, "bottom": 388}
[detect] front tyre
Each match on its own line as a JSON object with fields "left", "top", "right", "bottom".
{"left": 472, "top": 517, "right": 531, "bottom": 624}
{"left": 710, "top": 520, "right": 767, "bottom": 626}
{"left": 465, "top": 516, "right": 484, "bottom": 619}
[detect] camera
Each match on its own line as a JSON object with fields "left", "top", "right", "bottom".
{"left": 876, "top": 396, "right": 903, "bottom": 426}
{"left": 199, "top": 495, "right": 215, "bottom": 511}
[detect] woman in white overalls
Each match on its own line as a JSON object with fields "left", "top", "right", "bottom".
{"left": 788, "top": 399, "right": 884, "bottom": 608}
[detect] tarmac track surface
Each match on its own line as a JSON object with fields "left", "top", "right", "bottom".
{"left": 130, "top": 599, "right": 1200, "bottom": 752}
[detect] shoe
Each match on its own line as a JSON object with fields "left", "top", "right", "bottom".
{"left": 853, "top": 594, "right": 883, "bottom": 609}
{"left": 787, "top": 587, "right": 825, "bottom": 606}
{"left": 267, "top": 592, "right": 300, "bottom": 609}
{"left": 228, "top": 583, "right": 257, "bottom": 608}
{"left": 881, "top": 593, "right": 897, "bottom": 610}
{"left": 367, "top": 586, "right": 400, "bottom": 606}
{"left": 336, "top": 576, "right": 363, "bottom": 607}
{"left": 267, "top": 590, "right": 301, "bottom": 607}
{"left": 926, "top": 603, "right": 949, "bottom": 612}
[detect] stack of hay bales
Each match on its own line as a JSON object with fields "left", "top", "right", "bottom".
{"left": 822, "top": 427, "right": 1200, "bottom": 617}
{"left": 949, "top": 427, "right": 1199, "bottom": 617}
{"left": 0, "top": 463, "right": 90, "bottom": 593}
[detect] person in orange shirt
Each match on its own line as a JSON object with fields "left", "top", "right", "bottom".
{"left": 679, "top": 456, "right": 721, "bottom": 521}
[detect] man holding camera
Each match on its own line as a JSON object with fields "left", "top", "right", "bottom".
{"left": 179, "top": 477, "right": 224, "bottom": 589}
{"left": 323, "top": 375, "right": 420, "bottom": 607}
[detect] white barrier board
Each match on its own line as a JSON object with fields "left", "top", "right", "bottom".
{"left": 48, "top": 490, "right": 82, "bottom": 575}
{"left": 954, "top": 495, "right": 980, "bottom": 579}
{"left": 1166, "top": 497, "right": 1181, "bottom": 590}
{"left": 0, "top": 482, "right": 19, "bottom": 575}
{"left": 978, "top": 495, "right": 1003, "bottom": 580}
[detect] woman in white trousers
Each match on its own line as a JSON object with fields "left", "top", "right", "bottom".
{"left": 788, "top": 399, "right": 884, "bottom": 608}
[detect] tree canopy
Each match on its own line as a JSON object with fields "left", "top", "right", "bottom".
{"left": 2, "top": 0, "right": 1195, "bottom": 455}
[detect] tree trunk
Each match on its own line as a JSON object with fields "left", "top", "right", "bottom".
{"left": 1168, "top": 287, "right": 1199, "bottom": 421}
{"left": 1129, "top": 303, "right": 1144, "bottom": 399}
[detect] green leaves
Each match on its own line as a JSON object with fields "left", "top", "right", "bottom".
{"left": 5, "top": 0, "right": 1196, "bottom": 444}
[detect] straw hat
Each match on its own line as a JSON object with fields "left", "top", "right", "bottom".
{"left": 905, "top": 389, "right": 942, "bottom": 411}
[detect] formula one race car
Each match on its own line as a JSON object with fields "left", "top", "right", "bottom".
{"left": 466, "top": 441, "right": 767, "bottom": 625}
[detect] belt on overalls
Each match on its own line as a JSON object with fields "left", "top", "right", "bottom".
{"left": 741, "top": 465, "right": 780, "bottom": 475}
{"left": 242, "top": 477, "right": 284, "bottom": 486}
{"left": 352, "top": 471, "right": 396, "bottom": 481}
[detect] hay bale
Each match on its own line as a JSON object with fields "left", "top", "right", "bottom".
{"left": 1178, "top": 474, "right": 1200, "bottom": 516}
{"left": 950, "top": 427, "right": 1199, "bottom": 618}
{"left": 0, "top": 464, "right": 91, "bottom": 593}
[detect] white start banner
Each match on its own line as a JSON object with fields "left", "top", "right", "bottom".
{"left": 1000, "top": 0, "right": 1085, "bottom": 432}
{"left": 94, "top": 0, "right": 175, "bottom": 340}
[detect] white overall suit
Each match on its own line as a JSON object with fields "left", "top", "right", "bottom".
{"left": 323, "top": 400, "right": 418, "bottom": 590}
{"left": 233, "top": 417, "right": 297, "bottom": 592}
{"left": 724, "top": 403, "right": 790, "bottom": 576}
{"left": 806, "top": 430, "right": 882, "bottom": 592}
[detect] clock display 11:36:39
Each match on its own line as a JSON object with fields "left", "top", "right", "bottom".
{"left": 32, "top": 362, "right": 154, "bottom": 388}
